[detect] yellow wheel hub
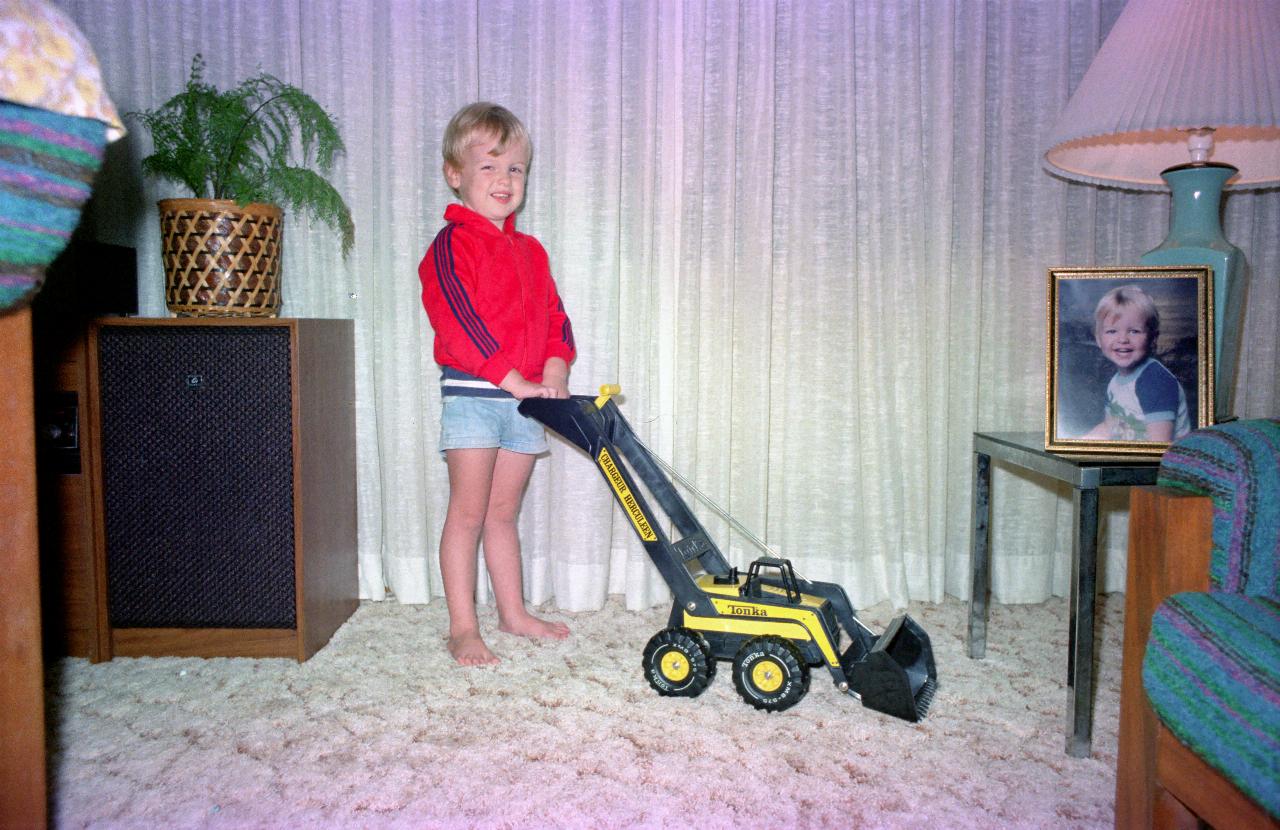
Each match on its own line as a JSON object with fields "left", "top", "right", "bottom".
{"left": 752, "top": 659, "right": 784, "bottom": 693}
{"left": 661, "top": 650, "right": 690, "bottom": 682}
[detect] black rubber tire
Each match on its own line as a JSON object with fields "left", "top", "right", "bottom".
{"left": 731, "top": 636, "right": 810, "bottom": 712}
{"left": 642, "top": 628, "right": 714, "bottom": 697}
{"left": 693, "top": 630, "right": 718, "bottom": 686}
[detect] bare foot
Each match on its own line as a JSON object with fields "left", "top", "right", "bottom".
{"left": 448, "top": 629, "right": 499, "bottom": 665}
{"left": 499, "top": 612, "right": 570, "bottom": 641}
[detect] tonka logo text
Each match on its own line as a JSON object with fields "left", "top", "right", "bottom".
{"left": 727, "top": 604, "right": 768, "bottom": 617}
{"left": 598, "top": 448, "right": 657, "bottom": 542}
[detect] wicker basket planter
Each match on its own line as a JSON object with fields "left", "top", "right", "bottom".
{"left": 159, "top": 198, "right": 283, "bottom": 317}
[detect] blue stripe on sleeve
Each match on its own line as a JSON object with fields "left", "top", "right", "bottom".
{"left": 557, "top": 297, "right": 575, "bottom": 349}
{"left": 434, "top": 225, "right": 499, "bottom": 358}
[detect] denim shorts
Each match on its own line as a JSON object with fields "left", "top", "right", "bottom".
{"left": 437, "top": 396, "right": 548, "bottom": 456}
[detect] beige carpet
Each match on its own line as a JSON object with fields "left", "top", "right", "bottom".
{"left": 47, "top": 594, "right": 1123, "bottom": 828}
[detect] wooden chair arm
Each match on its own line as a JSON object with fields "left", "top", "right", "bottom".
{"left": 1115, "top": 485, "right": 1213, "bottom": 829}
{"left": 0, "top": 309, "right": 48, "bottom": 829}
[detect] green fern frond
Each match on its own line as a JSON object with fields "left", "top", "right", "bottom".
{"left": 128, "top": 54, "right": 355, "bottom": 257}
{"left": 272, "top": 166, "right": 356, "bottom": 257}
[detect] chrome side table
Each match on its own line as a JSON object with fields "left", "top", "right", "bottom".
{"left": 966, "top": 431, "right": 1160, "bottom": 758}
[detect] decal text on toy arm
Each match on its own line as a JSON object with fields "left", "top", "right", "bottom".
{"left": 598, "top": 448, "right": 657, "bottom": 542}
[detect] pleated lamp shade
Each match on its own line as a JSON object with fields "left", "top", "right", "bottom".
{"left": 1043, "top": 0, "right": 1280, "bottom": 190}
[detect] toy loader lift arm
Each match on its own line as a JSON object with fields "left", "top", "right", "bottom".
{"left": 519, "top": 386, "right": 937, "bottom": 722}
{"left": 520, "top": 389, "right": 731, "bottom": 618}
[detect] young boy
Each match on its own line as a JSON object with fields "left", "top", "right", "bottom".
{"left": 418, "top": 102, "right": 575, "bottom": 665}
{"left": 1082, "top": 284, "right": 1190, "bottom": 442}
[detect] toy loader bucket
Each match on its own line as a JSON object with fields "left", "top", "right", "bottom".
{"left": 845, "top": 613, "right": 937, "bottom": 722}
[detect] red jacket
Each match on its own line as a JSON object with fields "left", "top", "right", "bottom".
{"left": 419, "top": 204, "right": 575, "bottom": 392}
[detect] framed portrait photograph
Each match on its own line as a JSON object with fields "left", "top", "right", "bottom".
{"left": 1045, "top": 265, "right": 1214, "bottom": 455}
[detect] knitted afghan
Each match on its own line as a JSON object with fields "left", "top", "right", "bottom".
{"left": 0, "top": 101, "right": 106, "bottom": 311}
{"left": 1155, "top": 418, "right": 1280, "bottom": 595}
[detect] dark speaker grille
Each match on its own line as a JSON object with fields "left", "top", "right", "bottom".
{"left": 98, "top": 325, "right": 297, "bottom": 628}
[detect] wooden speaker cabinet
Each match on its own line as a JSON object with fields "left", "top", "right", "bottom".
{"left": 86, "top": 317, "right": 357, "bottom": 661}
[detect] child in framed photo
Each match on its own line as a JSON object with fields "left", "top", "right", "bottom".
{"left": 1080, "top": 284, "right": 1191, "bottom": 443}
{"left": 1045, "top": 265, "right": 1211, "bottom": 455}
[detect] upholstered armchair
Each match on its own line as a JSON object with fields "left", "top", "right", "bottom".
{"left": 1115, "top": 419, "right": 1279, "bottom": 829}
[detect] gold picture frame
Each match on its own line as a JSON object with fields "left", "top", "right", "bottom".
{"left": 1045, "top": 265, "right": 1214, "bottom": 455}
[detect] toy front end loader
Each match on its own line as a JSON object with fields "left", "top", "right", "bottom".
{"left": 519, "top": 387, "right": 937, "bottom": 721}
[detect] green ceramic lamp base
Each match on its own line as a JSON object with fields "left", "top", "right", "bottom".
{"left": 1139, "top": 163, "right": 1245, "bottom": 421}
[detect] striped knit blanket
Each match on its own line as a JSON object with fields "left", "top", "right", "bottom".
{"left": 1143, "top": 419, "right": 1280, "bottom": 817}
{"left": 0, "top": 100, "right": 106, "bottom": 311}
{"left": 1156, "top": 418, "right": 1280, "bottom": 595}
{"left": 1145, "top": 592, "right": 1280, "bottom": 816}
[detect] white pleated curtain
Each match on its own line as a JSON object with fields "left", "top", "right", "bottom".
{"left": 58, "top": 0, "right": 1280, "bottom": 611}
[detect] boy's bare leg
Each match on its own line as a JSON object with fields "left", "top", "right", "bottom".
{"left": 485, "top": 449, "right": 570, "bottom": 641}
{"left": 441, "top": 447, "right": 499, "bottom": 665}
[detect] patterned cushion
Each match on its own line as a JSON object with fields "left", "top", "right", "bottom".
{"left": 1157, "top": 419, "right": 1280, "bottom": 596}
{"left": 1143, "top": 592, "right": 1280, "bottom": 818}
{"left": 0, "top": 101, "right": 106, "bottom": 311}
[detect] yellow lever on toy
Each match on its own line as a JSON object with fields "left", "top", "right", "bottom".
{"left": 595, "top": 384, "right": 621, "bottom": 409}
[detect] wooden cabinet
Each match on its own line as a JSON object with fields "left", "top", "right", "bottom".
{"left": 89, "top": 317, "right": 358, "bottom": 661}
{"left": 34, "top": 321, "right": 102, "bottom": 659}
{"left": 38, "top": 317, "right": 358, "bottom": 662}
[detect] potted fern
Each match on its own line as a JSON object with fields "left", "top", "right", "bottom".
{"left": 133, "top": 55, "right": 355, "bottom": 316}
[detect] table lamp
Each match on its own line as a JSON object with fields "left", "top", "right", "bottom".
{"left": 1042, "top": 0, "right": 1280, "bottom": 420}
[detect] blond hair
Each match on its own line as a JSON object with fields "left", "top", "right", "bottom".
{"left": 441, "top": 102, "right": 531, "bottom": 171}
{"left": 1094, "top": 284, "right": 1160, "bottom": 353}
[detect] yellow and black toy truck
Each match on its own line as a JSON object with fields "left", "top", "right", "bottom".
{"left": 520, "top": 387, "right": 937, "bottom": 721}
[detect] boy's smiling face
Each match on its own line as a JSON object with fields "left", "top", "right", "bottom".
{"left": 1097, "top": 306, "right": 1151, "bottom": 372}
{"left": 445, "top": 133, "right": 529, "bottom": 230}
